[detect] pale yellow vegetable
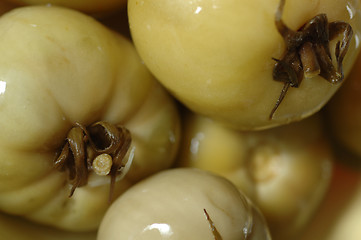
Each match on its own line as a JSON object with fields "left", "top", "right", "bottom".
{"left": 128, "top": 0, "right": 361, "bottom": 130}
{"left": 0, "top": 6, "right": 180, "bottom": 231}
{"left": 176, "top": 112, "right": 333, "bottom": 240}
{"left": 98, "top": 168, "right": 272, "bottom": 240}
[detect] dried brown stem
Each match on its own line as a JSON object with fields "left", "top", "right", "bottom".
{"left": 203, "top": 209, "right": 223, "bottom": 240}
{"left": 270, "top": 0, "right": 353, "bottom": 119}
{"left": 54, "top": 121, "right": 132, "bottom": 201}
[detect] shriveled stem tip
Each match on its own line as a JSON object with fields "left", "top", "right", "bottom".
{"left": 269, "top": 82, "right": 290, "bottom": 120}
{"left": 92, "top": 153, "right": 113, "bottom": 176}
{"left": 204, "top": 209, "right": 223, "bottom": 240}
{"left": 299, "top": 42, "right": 321, "bottom": 78}
{"left": 54, "top": 121, "right": 132, "bottom": 200}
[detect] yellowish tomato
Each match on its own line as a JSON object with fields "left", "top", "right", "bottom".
{"left": 98, "top": 168, "right": 272, "bottom": 240}
{"left": 0, "top": 6, "right": 180, "bottom": 231}
{"left": 128, "top": 0, "right": 361, "bottom": 130}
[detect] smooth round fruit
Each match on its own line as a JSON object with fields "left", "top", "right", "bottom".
{"left": 98, "top": 168, "right": 272, "bottom": 240}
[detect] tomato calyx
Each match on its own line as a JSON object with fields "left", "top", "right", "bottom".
{"left": 270, "top": 0, "right": 353, "bottom": 119}
{"left": 54, "top": 121, "right": 132, "bottom": 202}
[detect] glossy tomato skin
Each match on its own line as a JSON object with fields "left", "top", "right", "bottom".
{"left": 0, "top": 6, "right": 180, "bottom": 231}
{"left": 128, "top": 0, "right": 361, "bottom": 130}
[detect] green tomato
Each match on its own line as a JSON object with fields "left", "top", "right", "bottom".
{"left": 0, "top": 5, "right": 180, "bottom": 231}
{"left": 128, "top": 0, "right": 361, "bottom": 130}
